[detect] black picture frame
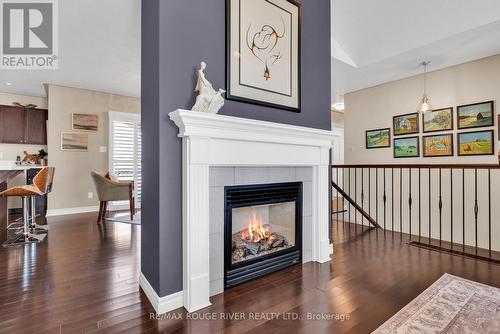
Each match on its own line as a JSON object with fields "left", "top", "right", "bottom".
{"left": 365, "top": 128, "right": 391, "bottom": 149}
{"left": 457, "top": 130, "right": 494, "bottom": 156}
{"left": 393, "top": 136, "right": 420, "bottom": 158}
{"left": 422, "top": 107, "right": 454, "bottom": 133}
{"left": 393, "top": 112, "right": 420, "bottom": 136}
{"left": 422, "top": 133, "right": 454, "bottom": 158}
{"left": 457, "top": 101, "right": 494, "bottom": 130}
{"left": 225, "top": 0, "right": 302, "bottom": 113}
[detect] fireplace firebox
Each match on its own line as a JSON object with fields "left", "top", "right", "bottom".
{"left": 224, "top": 182, "right": 302, "bottom": 289}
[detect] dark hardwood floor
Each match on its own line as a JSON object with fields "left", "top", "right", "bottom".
{"left": 1, "top": 214, "right": 500, "bottom": 334}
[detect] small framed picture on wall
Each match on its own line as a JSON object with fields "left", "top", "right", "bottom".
{"left": 422, "top": 107, "right": 453, "bottom": 133}
{"left": 423, "top": 134, "right": 453, "bottom": 157}
{"left": 366, "top": 128, "right": 390, "bottom": 149}
{"left": 393, "top": 113, "right": 419, "bottom": 136}
{"left": 458, "top": 130, "right": 494, "bottom": 156}
{"left": 72, "top": 113, "right": 99, "bottom": 132}
{"left": 61, "top": 132, "right": 89, "bottom": 151}
{"left": 394, "top": 136, "right": 419, "bottom": 158}
{"left": 457, "top": 101, "right": 494, "bottom": 130}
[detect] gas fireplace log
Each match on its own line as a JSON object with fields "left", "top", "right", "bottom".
{"left": 246, "top": 243, "right": 260, "bottom": 255}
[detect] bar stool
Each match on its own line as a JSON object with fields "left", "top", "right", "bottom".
{"left": 1, "top": 167, "right": 55, "bottom": 246}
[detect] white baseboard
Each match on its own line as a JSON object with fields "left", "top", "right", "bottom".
{"left": 46, "top": 205, "right": 139, "bottom": 218}
{"left": 46, "top": 205, "right": 100, "bottom": 217}
{"left": 139, "top": 273, "right": 184, "bottom": 314}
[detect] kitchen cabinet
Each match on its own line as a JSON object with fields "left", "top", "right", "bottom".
{"left": 0, "top": 105, "right": 48, "bottom": 145}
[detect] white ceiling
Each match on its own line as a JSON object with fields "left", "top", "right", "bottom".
{"left": 2, "top": 0, "right": 499, "bottom": 102}
{"left": 331, "top": 0, "right": 500, "bottom": 101}
{"left": 0, "top": 0, "right": 140, "bottom": 98}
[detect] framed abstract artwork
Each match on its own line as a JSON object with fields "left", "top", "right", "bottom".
{"left": 422, "top": 107, "right": 453, "bottom": 133}
{"left": 60, "top": 132, "right": 89, "bottom": 151}
{"left": 366, "top": 128, "right": 390, "bottom": 149}
{"left": 394, "top": 136, "right": 419, "bottom": 158}
{"left": 423, "top": 134, "right": 453, "bottom": 157}
{"left": 393, "top": 112, "right": 419, "bottom": 136}
{"left": 458, "top": 130, "right": 494, "bottom": 156}
{"left": 457, "top": 101, "right": 494, "bottom": 130}
{"left": 72, "top": 113, "right": 99, "bottom": 132}
{"left": 226, "top": 0, "right": 301, "bottom": 112}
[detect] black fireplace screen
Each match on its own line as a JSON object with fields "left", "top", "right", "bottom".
{"left": 224, "top": 182, "right": 302, "bottom": 288}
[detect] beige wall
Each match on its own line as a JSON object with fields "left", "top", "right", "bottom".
{"left": 0, "top": 92, "right": 48, "bottom": 209}
{"left": 342, "top": 54, "right": 500, "bottom": 252}
{"left": 47, "top": 85, "right": 140, "bottom": 211}
{"left": 331, "top": 110, "right": 344, "bottom": 129}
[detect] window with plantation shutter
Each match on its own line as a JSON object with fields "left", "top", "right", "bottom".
{"left": 108, "top": 111, "right": 141, "bottom": 209}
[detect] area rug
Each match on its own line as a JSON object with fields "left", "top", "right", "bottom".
{"left": 105, "top": 212, "right": 141, "bottom": 225}
{"left": 373, "top": 273, "right": 500, "bottom": 333}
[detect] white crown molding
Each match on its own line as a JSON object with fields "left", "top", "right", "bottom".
{"left": 139, "top": 273, "right": 183, "bottom": 315}
{"left": 166, "top": 110, "right": 334, "bottom": 313}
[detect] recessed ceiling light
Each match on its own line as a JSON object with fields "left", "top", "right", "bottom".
{"left": 5, "top": 82, "right": 12, "bottom": 86}
{"left": 331, "top": 102, "right": 345, "bottom": 112}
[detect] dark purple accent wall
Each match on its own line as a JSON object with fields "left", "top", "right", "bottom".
{"left": 141, "top": 0, "right": 331, "bottom": 297}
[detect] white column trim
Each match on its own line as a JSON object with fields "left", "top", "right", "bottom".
{"left": 182, "top": 137, "right": 212, "bottom": 312}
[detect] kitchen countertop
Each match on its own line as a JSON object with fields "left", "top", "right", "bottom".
{"left": 0, "top": 160, "right": 44, "bottom": 171}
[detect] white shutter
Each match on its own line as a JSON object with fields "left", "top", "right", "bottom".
{"left": 109, "top": 111, "right": 141, "bottom": 209}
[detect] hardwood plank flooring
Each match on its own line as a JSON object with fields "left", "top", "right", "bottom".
{"left": 1, "top": 214, "right": 499, "bottom": 333}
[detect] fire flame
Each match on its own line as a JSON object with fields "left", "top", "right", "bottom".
{"left": 240, "top": 209, "right": 270, "bottom": 242}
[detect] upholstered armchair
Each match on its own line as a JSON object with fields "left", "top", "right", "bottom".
{"left": 90, "top": 171, "right": 135, "bottom": 223}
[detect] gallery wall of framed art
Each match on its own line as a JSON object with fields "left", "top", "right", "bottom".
{"left": 364, "top": 100, "right": 496, "bottom": 159}
{"left": 226, "top": 0, "right": 301, "bottom": 112}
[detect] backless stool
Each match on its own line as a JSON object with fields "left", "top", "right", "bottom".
{"left": 1, "top": 167, "right": 55, "bottom": 246}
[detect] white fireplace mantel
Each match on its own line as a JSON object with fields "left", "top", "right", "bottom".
{"left": 141, "top": 109, "right": 334, "bottom": 314}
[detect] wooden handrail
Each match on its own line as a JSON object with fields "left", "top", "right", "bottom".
{"left": 331, "top": 180, "right": 380, "bottom": 228}
{"left": 332, "top": 164, "right": 500, "bottom": 169}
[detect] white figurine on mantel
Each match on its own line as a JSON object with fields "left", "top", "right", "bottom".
{"left": 191, "top": 62, "right": 225, "bottom": 114}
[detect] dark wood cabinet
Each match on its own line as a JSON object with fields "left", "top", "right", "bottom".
{"left": 0, "top": 106, "right": 25, "bottom": 144}
{"left": 26, "top": 108, "right": 48, "bottom": 145}
{"left": 0, "top": 105, "right": 48, "bottom": 145}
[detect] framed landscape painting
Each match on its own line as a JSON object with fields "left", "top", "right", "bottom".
{"left": 226, "top": 0, "right": 301, "bottom": 112}
{"left": 458, "top": 130, "right": 494, "bottom": 156}
{"left": 423, "top": 107, "right": 453, "bottom": 133}
{"left": 423, "top": 134, "right": 453, "bottom": 157}
{"left": 366, "top": 128, "right": 390, "bottom": 149}
{"left": 394, "top": 136, "right": 419, "bottom": 158}
{"left": 61, "top": 132, "right": 89, "bottom": 151}
{"left": 457, "top": 101, "right": 494, "bottom": 129}
{"left": 393, "top": 113, "right": 419, "bottom": 136}
{"left": 72, "top": 113, "right": 99, "bottom": 132}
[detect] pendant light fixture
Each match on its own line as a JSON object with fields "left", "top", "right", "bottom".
{"left": 417, "top": 61, "right": 432, "bottom": 113}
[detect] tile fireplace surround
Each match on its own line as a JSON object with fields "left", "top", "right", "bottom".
{"left": 140, "top": 110, "right": 334, "bottom": 314}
